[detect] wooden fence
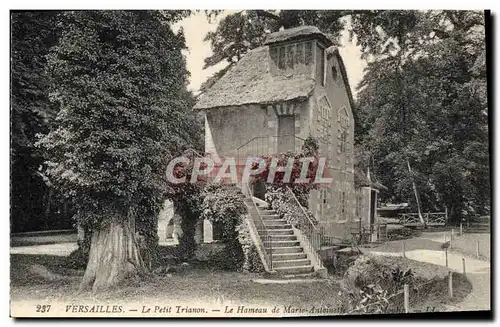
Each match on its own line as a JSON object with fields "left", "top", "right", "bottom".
{"left": 398, "top": 211, "right": 448, "bottom": 226}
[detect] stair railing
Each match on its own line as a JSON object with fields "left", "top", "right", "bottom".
{"left": 245, "top": 183, "right": 273, "bottom": 270}
{"left": 285, "top": 186, "right": 324, "bottom": 269}
{"left": 236, "top": 135, "right": 306, "bottom": 162}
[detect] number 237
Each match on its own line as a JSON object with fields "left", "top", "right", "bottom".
{"left": 36, "top": 305, "right": 51, "bottom": 313}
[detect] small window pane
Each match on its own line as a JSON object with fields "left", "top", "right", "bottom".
{"left": 305, "top": 42, "right": 312, "bottom": 64}
{"left": 278, "top": 46, "right": 286, "bottom": 70}
{"left": 270, "top": 46, "right": 278, "bottom": 66}
{"left": 295, "top": 42, "right": 304, "bottom": 65}
{"left": 286, "top": 44, "right": 294, "bottom": 69}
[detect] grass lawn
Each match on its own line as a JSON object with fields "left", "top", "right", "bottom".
{"left": 446, "top": 233, "right": 490, "bottom": 260}
{"left": 10, "top": 253, "right": 342, "bottom": 309}
{"left": 10, "top": 232, "right": 77, "bottom": 247}
{"left": 11, "top": 232, "right": 476, "bottom": 316}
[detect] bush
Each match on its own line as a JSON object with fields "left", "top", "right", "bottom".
{"left": 247, "top": 245, "right": 265, "bottom": 272}
{"left": 338, "top": 255, "right": 415, "bottom": 314}
{"left": 209, "top": 239, "right": 245, "bottom": 271}
{"left": 236, "top": 220, "right": 264, "bottom": 273}
{"left": 325, "top": 251, "right": 359, "bottom": 277}
{"left": 66, "top": 227, "right": 91, "bottom": 269}
{"left": 201, "top": 184, "right": 246, "bottom": 241}
{"left": 200, "top": 185, "right": 247, "bottom": 271}
{"left": 265, "top": 185, "right": 316, "bottom": 226}
{"left": 387, "top": 227, "right": 421, "bottom": 241}
{"left": 66, "top": 246, "right": 89, "bottom": 269}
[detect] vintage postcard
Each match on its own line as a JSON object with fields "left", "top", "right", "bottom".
{"left": 10, "top": 9, "right": 491, "bottom": 318}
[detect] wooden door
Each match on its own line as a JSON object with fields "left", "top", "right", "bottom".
{"left": 277, "top": 115, "right": 295, "bottom": 153}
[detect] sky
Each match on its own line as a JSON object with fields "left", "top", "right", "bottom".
{"left": 174, "top": 11, "right": 367, "bottom": 97}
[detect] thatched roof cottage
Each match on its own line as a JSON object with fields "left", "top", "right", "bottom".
{"left": 194, "top": 25, "right": 360, "bottom": 241}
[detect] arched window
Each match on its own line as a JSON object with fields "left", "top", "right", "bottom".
{"left": 338, "top": 107, "right": 349, "bottom": 129}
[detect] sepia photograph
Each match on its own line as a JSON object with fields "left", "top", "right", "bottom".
{"left": 9, "top": 8, "right": 491, "bottom": 318}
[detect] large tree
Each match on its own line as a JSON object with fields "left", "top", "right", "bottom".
{"left": 354, "top": 11, "right": 488, "bottom": 222}
{"left": 38, "top": 10, "right": 194, "bottom": 292}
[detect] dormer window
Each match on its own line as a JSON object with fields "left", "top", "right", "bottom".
{"left": 270, "top": 41, "right": 313, "bottom": 72}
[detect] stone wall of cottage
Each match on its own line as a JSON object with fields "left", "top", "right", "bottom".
{"left": 204, "top": 102, "right": 311, "bottom": 161}
{"left": 308, "top": 46, "right": 356, "bottom": 240}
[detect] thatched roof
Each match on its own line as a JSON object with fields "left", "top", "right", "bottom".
{"left": 264, "top": 26, "right": 333, "bottom": 47}
{"left": 194, "top": 46, "right": 315, "bottom": 110}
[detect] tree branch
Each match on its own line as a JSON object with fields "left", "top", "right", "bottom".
{"left": 254, "top": 10, "right": 281, "bottom": 22}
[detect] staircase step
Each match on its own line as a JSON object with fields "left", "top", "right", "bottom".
{"left": 270, "top": 240, "right": 300, "bottom": 247}
{"left": 273, "top": 253, "right": 307, "bottom": 261}
{"left": 258, "top": 209, "right": 277, "bottom": 215}
{"left": 282, "top": 273, "right": 316, "bottom": 279}
{"left": 268, "top": 246, "right": 304, "bottom": 254}
{"left": 274, "top": 265, "right": 314, "bottom": 275}
{"left": 265, "top": 224, "right": 292, "bottom": 230}
{"left": 272, "top": 259, "right": 311, "bottom": 268}
{"left": 261, "top": 215, "right": 280, "bottom": 220}
{"left": 267, "top": 229, "right": 294, "bottom": 235}
{"left": 243, "top": 197, "right": 266, "bottom": 210}
{"left": 263, "top": 219, "right": 287, "bottom": 225}
{"left": 268, "top": 235, "right": 297, "bottom": 241}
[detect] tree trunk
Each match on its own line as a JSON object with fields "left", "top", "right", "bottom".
{"left": 79, "top": 214, "right": 145, "bottom": 293}
{"left": 407, "top": 160, "right": 425, "bottom": 226}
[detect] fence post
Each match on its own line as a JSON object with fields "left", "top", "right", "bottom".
{"left": 444, "top": 232, "right": 447, "bottom": 243}
{"left": 448, "top": 271, "right": 453, "bottom": 299}
{"left": 449, "top": 232, "right": 453, "bottom": 249}
{"left": 451, "top": 228, "right": 454, "bottom": 240}
{"left": 404, "top": 284, "right": 410, "bottom": 313}
{"left": 462, "top": 257, "right": 466, "bottom": 276}
{"left": 402, "top": 242, "right": 406, "bottom": 258}
{"left": 460, "top": 223, "right": 463, "bottom": 236}
{"left": 445, "top": 248, "right": 448, "bottom": 267}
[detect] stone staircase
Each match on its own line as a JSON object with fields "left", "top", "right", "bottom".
{"left": 243, "top": 197, "right": 316, "bottom": 278}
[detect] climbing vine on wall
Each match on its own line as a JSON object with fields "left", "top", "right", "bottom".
{"left": 253, "top": 136, "right": 320, "bottom": 226}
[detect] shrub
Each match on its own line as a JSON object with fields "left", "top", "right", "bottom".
{"left": 201, "top": 184, "right": 246, "bottom": 241}
{"left": 387, "top": 227, "right": 421, "bottom": 241}
{"left": 326, "top": 252, "right": 359, "bottom": 277}
{"left": 66, "top": 246, "right": 89, "bottom": 269}
{"left": 265, "top": 185, "right": 316, "bottom": 226}
{"left": 338, "top": 255, "right": 415, "bottom": 314}
{"left": 66, "top": 226, "right": 91, "bottom": 269}
{"left": 210, "top": 238, "right": 245, "bottom": 271}
{"left": 236, "top": 220, "right": 264, "bottom": 273}
{"left": 201, "top": 184, "right": 247, "bottom": 270}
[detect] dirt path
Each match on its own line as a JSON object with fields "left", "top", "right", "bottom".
{"left": 10, "top": 243, "right": 78, "bottom": 256}
{"left": 361, "top": 233, "right": 491, "bottom": 312}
